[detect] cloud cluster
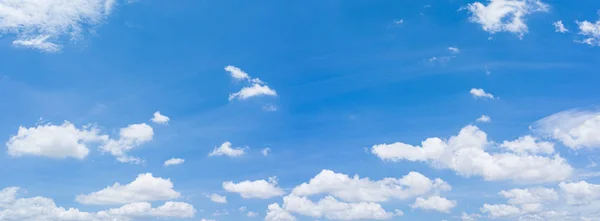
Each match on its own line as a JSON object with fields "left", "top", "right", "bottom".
{"left": 223, "top": 176, "right": 285, "bottom": 199}
{"left": 465, "top": 0, "right": 549, "bottom": 37}
{"left": 225, "top": 65, "right": 278, "bottom": 101}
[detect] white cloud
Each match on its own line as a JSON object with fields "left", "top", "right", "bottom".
{"left": 212, "top": 209, "right": 229, "bottom": 216}
{"left": 481, "top": 203, "right": 522, "bottom": 218}
{"left": 291, "top": 170, "right": 451, "bottom": 203}
{"left": 461, "top": 212, "right": 481, "bottom": 221}
{"left": 499, "top": 187, "right": 558, "bottom": 206}
{"left": 465, "top": 0, "right": 549, "bottom": 37}
{"left": 500, "top": 135, "right": 555, "bottom": 155}
{"left": 371, "top": 125, "right": 573, "bottom": 183}
{"left": 6, "top": 121, "right": 108, "bottom": 159}
{"left": 262, "top": 147, "right": 271, "bottom": 156}
{"left": 0, "top": 187, "right": 195, "bottom": 221}
{"left": 209, "top": 141, "right": 247, "bottom": 157}
{"left": 470, "top": 88, "right": 495, "bottom": 99}
{"left": 200, "top": 219, "right": 216, "bottom": 221}
{"left": 207, "top": 193, "right": 227, "bottom": 204}
{"left": 411, "top": 196, "right": 457, "bottom": 213}
{"left": 577, "top": 15, "right": 600, "bottom": 46}
{"left": 223, "top": 176, "right": 284, "bottom": 199}
{"left": 282, "top": 195, "right": 395, "bottom": 220}
{"left": 76, "top": 173, "right": 180, "bottom": 205}
{"left": 553, "top": 20, "right": 569, "bottom": 33}
{"left": 0, "top": 0, "right": 116, "bottom": 52}
{"left": 428, "top": 56, "right": 454, "bottom": 65}
{"left": 448, "top": 47, "right": 461, "bottom": 54}
{"left": 532, "top": 109, "right": 600, "bottom": 149}
{"left": 99, "top": 123, "right": 154, "bottom": 164}
{"left": 394, "top": 19, "right": 404, "bottom": 25}
{"left": 263, "top": 104, "right": 278, "bottom": 112}
{"left": 559, "top": 181, "right": 600, "bottom": 206}
{"left": 229, "top": 84, "right": 277, "bottom": 101}
{"left": 265, "top": 203, "right": 296, "bottom": 221}
{"left": 164, "top": 158, "right": 185, "bottom": 166}
{"left": 225, "top": 65, "right": 250, "bottom": 80}
{"left": 476, "top": 115, "right": 491, "bottom": 123}
{"left": 151, "top": 111, "right": 170, "bottom": 125}
{"left": 247, "top": 211, "right": 258, "bottom": 217}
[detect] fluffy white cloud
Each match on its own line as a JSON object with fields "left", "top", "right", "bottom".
{"left": 0, "top": 187, "right": 194, "bottom": 221}
{"left": 465, "top": 0, "right": 549, "bottom": 37}
{"left": 553, "top": 20, "right": 569, "bottom": 33}
{"left": 266, "top": 203, "right": 296, "bottom": 221}
{"left": 448, "top": 47, "right": 460, "bottom": 54}
{"left": 282, "top": 195, "right": 395, "bottom": 220}
{"left": 411, "top": 196, "right": 457, "bottom": 213}
{"left": 209, "top": 141, "right": 247, "bottom": 157}
{"left": 229, "top": 84, "right": 277, "bottom": 101}
{"left": 247, "top": 211, "right": 258, "bottom": 217}
{"left": 533, "top": 109, "right": 600, "bottom": 149}
{"left": 291, "top": 170, "right": 451, "bottom": 203}
{"left": 99, "top": 123, "right": 154, "bottom": 164}
{"left": 470, "top": 88, "right": 495, "bottom": 99}
{"left": 371, "top": 125, "right": 573, "bottom": 183}
{"left": 225, "top": 65, "right": 250, "bottom": 81}
{"left": 76, "top": 173, "right": 180, "bottom": 205}
{"left": 461, "top": 212, "right": 481, "bottom": 221}
{"left": 262, "top": 147, "right": 271, "bottom": 156}
{"left": 164, "top": 158, "right": 185, "bottom": 166}
{"left": 481, "top": 203, "right": 522, "bottom": 218}
{"left": 6, "top": 121, "right": 108, "bottom": 159}
{"left": 223, "top": 177, "right": 284, "bottom": 199}
{"left": 476, "top": 115, "right": 491, "bottom": 123}
{"left": 500, "top": 135, "right": 555, "bottom": 154}
{"left": 577, "top": 15, "right": 600, "bottom": 46}
{"left": 0, "top": 0, "right": 116, "bottom": 52}
{"left": 151, "top": 111, "right": 170, "bottom": 124}
{"left": 207, "top": 193, "right": 227, "bottom": 204}
{"left": 559, "top": 181, "right": 600, "bottom": 206}
{"left": 499, "top": 187, "right": 558, "bottom": 206}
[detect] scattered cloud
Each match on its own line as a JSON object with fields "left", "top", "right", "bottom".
{"left": 208, "top": 141, "right": 247, "bottom": 157}
{"left": 394, "top": 19, "right": 404, "bottom": 26}
{"left": 532, "top": 109, "right": 600, "bottom": 149}
{"left": 262, "top": 147, "right": 271, "bottom": 156}
{"left": 229, "top": 83, "right": 278, "bottom": 101}
{"left": 6, "top": 121, "right": 107, "bottom": 159}
{"left": 247, "top": 211, "right": 258, "bottom": 217}
{"left": 553, "top": 20, "right": 569, "bottom": 33}
{"left": 576, "top": 14, "right": 600, "bottom": 46}
{"left": 225, "top": 65, "right": 250, "bottom": 81}
{"left": 282, "top": 195, "right": 396, "bottom": 220}
{"left": 0, "top": 0, "right": 117, "bottom": 52}
{"left": 470, "top": 88, "right": 495, "bottom": 99}
{"left": 291, "top": 170, "right": 451, "bottom": 203}
{"left": 371, "top": 125, "right": 573, "bottom": 183}
{"left": 265, "top": 203, "right": 296, "bottom": 221}
{"left": 207, "top": 193, "right": 227, "bottom": 204}
{"left": 263, "top": 104, "right": 278, "bottom": 112}
{"left": 99, "top": 123, "right": 154, "bottom": 164}
{"left": 465, "top": 0, "right": 550, "bottom": 38}
{"left": 448, "top": 47, "right": 460, "bottom": 54}
{"left": 223, "top": 176, "right": 284, "bottom": 199}
{"left": 411, "top": 196, "right": 457, "bottom": 213}
{"left": 151, "top": 111, "right": 170, "bottom": 124}
{"left": 476, "top": 115, "right": 491, "bottom": 123}
{"left": 76, "top": 173, "right": 180, "bottom": 205}
{"left": 164, "top": 158, "right": 185, "bottom": 166}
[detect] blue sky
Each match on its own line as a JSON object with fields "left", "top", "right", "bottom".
{"left": 2, "top": 0, "right": 600, "bottom": 220}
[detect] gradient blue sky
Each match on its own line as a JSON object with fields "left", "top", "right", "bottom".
{"left": 2, "top": 0, "right": 600, "bottom": 221}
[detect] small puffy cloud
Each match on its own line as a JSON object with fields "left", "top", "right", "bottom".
{"left": 6, "top": 121, "right": 108, "bottom": 159}
{"left": 476, "top": 115, "right": 491, "bottom": 123}
{"left": 559, "top": 181, "right": 600, "bottom": 206}
{"left": 500, "top": 136, "right": 555, "bottom": 155}
{"left": 225, "top": 65, "right": 250, "bottom": 80}
{"left": 247, "top": 211, "right": 258, "bottom": 217}
{"left": 428, "top": 56, "right": 454, "bottom": 65}
{"left": 470, "top": 88, "right": 495, "bottom": 99}
{"left": 291, "top": 170, "right": 451, "bottom": 203}
{"left": 553, "top": 20, "right": 569, "bottom": 33}
{"left": 263, "top": 104, "right": 278, "bottom": 112}
{"left": 532, "top": 109, "right": 600, "bottom": 149}
{"left": 394, "top": 19, "right": 404, "bottom": 25}
{"left": 266, "top": 203, "right": 296, "bottom": 221}
{"left": 76, "top": 173, "right": 181, "bottom": 205}
{"left": 207, "top": 193, "right": 227, "bottom": 204}
{"left": 481, "top": 203, "right": 522, "bottom": 218}
{"left": 371, "top": 125, "right": 573, "bottom": 183}
{"left": 411, "top": 196, "right": 457, "bottom": 213}
{"left": 100, "top": 123, "right": 154, "bottom": 164}
{"left": 282, "top": 195, "right": 395, "bottom": 220}
{"left": 223, "top": 176, "right": 284, "bottom": 199}
{"left": 262, "top": 147, "right": 271, "bottom": 156}
{"left": 229, "top": 84, "right": 277, "bottom": 101}
{"left": 0, "top": 0, "right": 116, "bottom": 52}
{"left": 461, "top": 212, "right": 481, "bottom": 221}
{"left": 577, "top": 15, "right": 600, "bottom": 46}
{"left": 164, "top": 158, "right": 185, "bottom": 166}
{"left": 448, "top": 47, "right": 460, "bottom": 54}
{"left": 209, "top": 141, "right": 247, "bottom": 157}
{"left": 465, "top": 0, "right": 549, "bottom": 38}
{"left": 151, "top": 111, "right": 170, "bottom": 124}
{"left": 98, "top": 201, "right": 196, "bottom": 219}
